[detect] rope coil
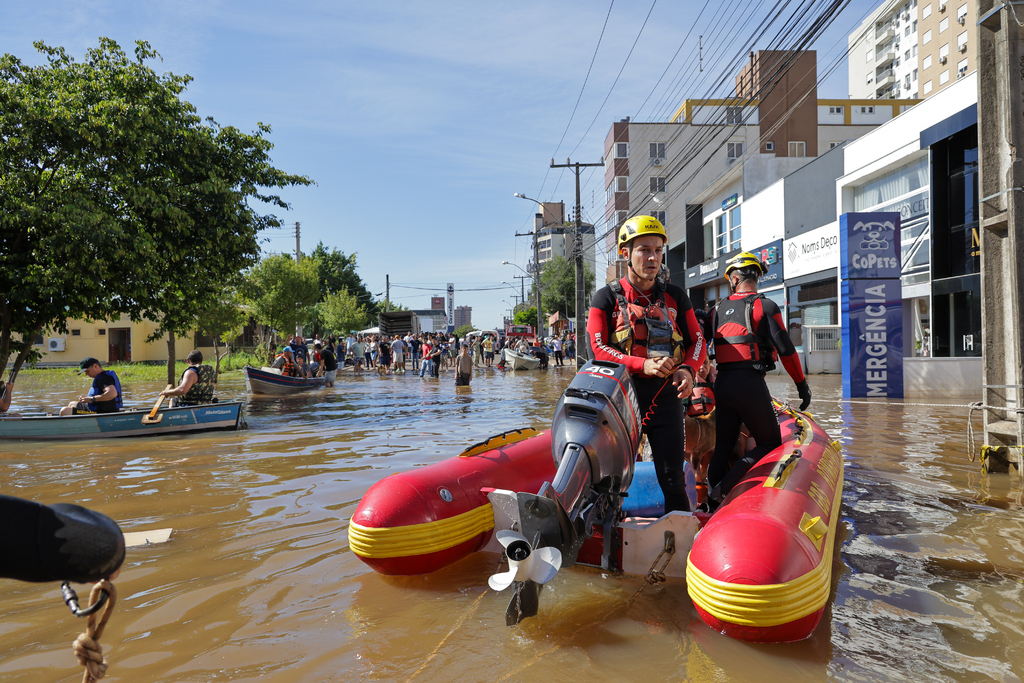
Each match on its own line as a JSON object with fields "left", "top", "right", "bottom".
{"left": 71, "top": 580, "right": 117, "bottom": 682}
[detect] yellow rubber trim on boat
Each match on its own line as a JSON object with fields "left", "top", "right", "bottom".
{"left": 459, "top": 428, "right": 540, "bottom": 457}
{"left": 348, "top": 504, "right": 495, "bottom": 559}
{"left": 686, "top": 439, "right": 845, "bottom": 628}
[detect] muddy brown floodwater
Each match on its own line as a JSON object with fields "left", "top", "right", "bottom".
{"left": 1, "top": 367, "right": 1022, "bottom": 682}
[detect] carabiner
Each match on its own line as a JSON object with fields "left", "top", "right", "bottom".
{"left": 61, "top": 581, "right": 109, "bottom": 618}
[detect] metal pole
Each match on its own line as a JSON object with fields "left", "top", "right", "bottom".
{"left": 978, "top": 0, "right": 1024, "bottom": 452}
{"left": 534, "top": 213, "right": 543, "bottom": 340}
{"left": 295, "top": 222, "right": 301, "bottom": 263}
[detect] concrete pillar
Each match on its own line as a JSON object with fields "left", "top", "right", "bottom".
{"left": 977, "top": 0, "right": 1024, "bottom": 446}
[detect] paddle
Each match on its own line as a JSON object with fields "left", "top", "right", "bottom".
{"left": 141, "top": 385, "right": 173, "bottom": 425}
{"left": 123, "top": 528, "right": 173, "bottom": 548}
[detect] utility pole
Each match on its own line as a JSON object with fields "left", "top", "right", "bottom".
{"left": 977, "top": 0, "right": 1024, "bottom": 457}
{"left": 513, "top": 275, "right": 529, "bottom": 310}
{"left": 385, "top": 274, "right": 390, "bottom": 313}
{"left": 514, "top": 224, "right": 544, "bottom": 339}
{"left": 294, "top": 221, "right": 301, "bottom": 263}
{"left": 551, "top": 157, "right": 603, "bottom": 368}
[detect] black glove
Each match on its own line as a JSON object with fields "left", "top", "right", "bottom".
{"left": 796, "top": 380, "right": 811, "bottom": 411}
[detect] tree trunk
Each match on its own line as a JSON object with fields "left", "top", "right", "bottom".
{"left": 212, "top": 337, "right": 220, "bottom": 384}
{"left": 166, "top": 330, "right": 177, "bottom": 385}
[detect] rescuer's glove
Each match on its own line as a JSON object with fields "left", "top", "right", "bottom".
{"left": 796, "top": 380, "right": 811, "bottom": 411}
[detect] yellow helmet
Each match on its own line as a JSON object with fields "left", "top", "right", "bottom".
{"left": 618, "top": 215, "right": 667, "bottom": 248}
{"left": 725, "top": 251, "right": 768, "bottom": 277}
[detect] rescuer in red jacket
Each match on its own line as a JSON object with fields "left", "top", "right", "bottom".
{"left": 705, "top": 252, "right": 812, "bottom": 510}
{"left": 587, "top": 215, "right": 707, "bottom": 512}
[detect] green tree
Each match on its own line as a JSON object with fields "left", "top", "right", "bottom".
{"left": 539, "top": 255, "right": 595, "bottom": 318}
{"left": 319, "top": 289, "right": 369, "bottom": 337}
{"left": 0, "top": 38, "right": 311, "bottom": 381}
{"left": 454, "top": 324, "right": 476, "bottom": 337}
{"left": 514, "top": 307, "right": 538, "bottom": 326}
{"left": 195, "top": 286, "right": 248, "bottom": 381}
{"left": 307, "top": 243, "right": 377, "bottom": 335}
{"left": 244, "top": 255, "right": 320, "bottom": 355}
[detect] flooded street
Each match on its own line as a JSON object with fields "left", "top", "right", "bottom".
{"left": 1, "top": 367, "right": 1022, "bottom": 682}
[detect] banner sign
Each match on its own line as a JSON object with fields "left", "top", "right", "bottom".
{"left": 446, "top": 283, "right": 455, "bottom": 332}
{"left": 783, "top": 222, "right": 840, "bottom": 279}
{"left": 840, "top": 212, "right": 902, "bottom": 398}
{"left": 753, "top": 239, "right": 784, "bottom": 289}
{"left": 684, "top": 248, "right": 740, "bottom": 289}
{"left": 840, "top": 212, "right": 902, "bottom": 280}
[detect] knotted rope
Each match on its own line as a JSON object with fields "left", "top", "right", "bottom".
{"left": 72, "top": 580, "right": 117, "bottom": 682}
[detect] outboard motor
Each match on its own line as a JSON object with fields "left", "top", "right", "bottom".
{"left": 491, "top": 359, "right": 641, "bottom": 624}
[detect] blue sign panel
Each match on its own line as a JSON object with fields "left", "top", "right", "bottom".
{"left": 753, "top": 239, "right": 784, "bottom": 289}
{"left": 842, "top": 279, "right": 903, "bottom": 398}
{"left": 840, "top": 212, "right": 902, "bottom": 280}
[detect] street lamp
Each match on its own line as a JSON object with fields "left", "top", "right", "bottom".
{"left": 512, "top": 194, "right": 545, "bottom": 339}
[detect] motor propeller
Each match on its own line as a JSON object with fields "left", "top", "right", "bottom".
{"left": 487, "top": 530, "right": 562, "bottom": 591}
{"left": 488, "top": 530, "right": 563, "bottom": 626}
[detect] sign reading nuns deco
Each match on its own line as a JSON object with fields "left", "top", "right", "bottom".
{"left": 839, "top": 212, "right": 903, "bottom": 399}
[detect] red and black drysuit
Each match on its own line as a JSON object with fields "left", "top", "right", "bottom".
{"left": 709, "top": 292, "right": 805, "bottom": 500}
{"left": 588, "top": 277, "right": 707, "bottom": 512}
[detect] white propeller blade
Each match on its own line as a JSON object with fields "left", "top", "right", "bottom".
{"left": 488, "top": 531, "right": 563, "bottom": 591}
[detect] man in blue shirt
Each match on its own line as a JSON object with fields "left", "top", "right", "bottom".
{"left": 59, "top": 357, "right": 122, "bottom": 415}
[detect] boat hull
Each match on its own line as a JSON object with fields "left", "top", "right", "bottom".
{"left": 348, "top": 429, "right": 555, "bottom": 575}
{"left": 0, "top": 402, "right": 243, "bottom": 440}
{"left": 244, "top": 366, "right": 325, "bottom": 395}
{"left": 505, "top": 350, "right": 540, "bottom": 370}
{"left": 686, "top": 406, "right": 844, "bottom": 642}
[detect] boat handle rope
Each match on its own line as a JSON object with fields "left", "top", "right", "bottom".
{"left": 62, "top": 579, "right": 117, "bottom": 682}
{"left": 628, "top": 530, "right": 676, "bottom": 602}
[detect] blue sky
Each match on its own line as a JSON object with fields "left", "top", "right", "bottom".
{"left": 3, "top": 0, "right": 881, "bottom": 329}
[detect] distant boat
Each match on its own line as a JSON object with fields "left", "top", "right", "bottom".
{"left": 504, "top": 350, "right": 540, "bottom": 371}
{"left": 244, "top": 366, "right": 326, "bottom": 395}
{"left": 0, "top": 402, "right": 243, "bottom": 441}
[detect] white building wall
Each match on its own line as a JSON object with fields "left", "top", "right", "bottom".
{"left": 838, "top": 71, "right": 977, "bottom": 217}
{"left": 740, "top": 179, "right": 786, "bottom": 248}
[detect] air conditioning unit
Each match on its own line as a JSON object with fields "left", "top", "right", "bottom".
{"left": 957, "top": 71, "right": 964, "bottom": 79}
{"left": 959, "top": 43, "right": 968, "bottom": 52}
{"left": 939, "top": 2, "right": 946, "bottom": 11}
{"left": 939, "top": 55, "right": 948, "bottom": 64}
{"left": 958, "top": 15, "right": 965, "bottom": 24}
{"left": 48, "top": 337, "right": 66, "bottom": 352}
{"left": 653, "top": 157, "right": 663, "bottom": 166}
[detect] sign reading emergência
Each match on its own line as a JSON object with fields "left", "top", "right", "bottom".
{"left": 839, "top": 212, "right": 903, "bottom": 399}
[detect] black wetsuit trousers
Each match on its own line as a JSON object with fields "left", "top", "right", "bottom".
{"left": 708, "top": 366, "right": 781, "bottom": 498}
{"left": 635, "top": 376, "right": 690, "bottom": 512}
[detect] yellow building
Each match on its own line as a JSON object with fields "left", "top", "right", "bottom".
{"left": 33, "top": 315, "right": 216, "bottom": 365}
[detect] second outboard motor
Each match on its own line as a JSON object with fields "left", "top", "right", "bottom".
{"left": 493, "top": 360, "right": 642, "bottom": 624}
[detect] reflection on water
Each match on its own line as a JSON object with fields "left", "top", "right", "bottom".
{"left": 1, "top": 369, "right": 1022, "bottom": 682}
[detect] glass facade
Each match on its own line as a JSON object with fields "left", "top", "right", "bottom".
{"left": 930, "top": 126, "right": 980, "bottom": 357}
{"left": 786, "top": 278, "right": 838, "bottom": 347}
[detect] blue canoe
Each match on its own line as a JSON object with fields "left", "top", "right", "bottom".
{"left": 0, "top": 402, "right": 243, "bottom": 440}
{"left": 244, "top": 365, "right": 326, "bottom": 395}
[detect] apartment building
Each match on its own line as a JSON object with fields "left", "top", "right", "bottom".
{"left": 603, "top": 50, "right": 916, "bottom": 285}
{"left": 529, "top": 201, "right": 596, "bottom": 272}
{"left": 849, "top": 0, "right": 976, "bottom": 100}
{"left": 849, "top": 0, "right": 922, "bottom": 100}
{"left": 918, "top": 0, "right": 975, "bottom": 96}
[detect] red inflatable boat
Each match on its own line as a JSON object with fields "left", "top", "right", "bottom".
{"left": 348, "top": 405, "right": 842, "bottom": 643}
{"left": 685, "top": 405, "right": 844, "bottom": 642}
{"left": 347, "top": 428, "right": 554, "bottom": 575}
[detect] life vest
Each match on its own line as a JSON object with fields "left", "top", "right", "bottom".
{"left": 87, "top": 370, "right": 123, "bottom": 412}
{"left": 608, "top": 279, "right": 686, "bottom": 361}
{"left": 683, "top": 379, "right": 715, "bottom": 417}
{"left": 713, "top": 293, "right": 778, "bottom": 371}
{"left": 181, "top": 365, "right": 215, "bottom": 405}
